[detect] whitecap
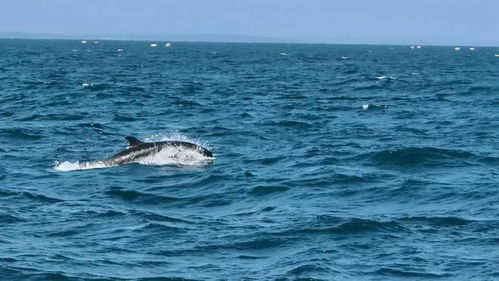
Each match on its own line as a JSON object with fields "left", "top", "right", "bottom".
{"left": 53, "top": 161, "right": 109, "bottom": 172}
{"left": 362, "top": 104, "right": 387, "bottom": 110}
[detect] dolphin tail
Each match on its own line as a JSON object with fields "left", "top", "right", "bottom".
{"left": 125, "top": 136, "right": 143, "bottom": 147}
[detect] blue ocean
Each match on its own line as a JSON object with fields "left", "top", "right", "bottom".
{"left": 1, "top": 39, "right": 498, "bottom": 280}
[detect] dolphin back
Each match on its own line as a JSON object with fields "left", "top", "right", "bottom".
{"left": 104, "top": 137, "right": 213, "bottom": 166}
{"left": 125, "top": 136, "right": 143, "bottom": 147}
{"left": 159, "top": 141, "right": 213, "bottom": 158}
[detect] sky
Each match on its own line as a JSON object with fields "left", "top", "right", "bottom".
{"left": 0, "top": 0, "right": 498, "bottom": 46}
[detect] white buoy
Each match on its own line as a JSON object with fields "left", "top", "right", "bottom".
{"left": 165, "top": 42, "right": 172, "bottom": 47}
{"left": 469, "top": 47, "right": 476, "bottom": 51}
{"left": 416, "top": 45, "right": 422, "bottom": 49}
{"left": 81, "top": 40, "right": 87, "bottom": 44}
{"left": 454, "top": 47, "right": 461, "bottom": 51}
{"left": 150, "top": 43, "right": 158, "bottom": 47}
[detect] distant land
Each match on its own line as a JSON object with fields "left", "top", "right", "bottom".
{"left": 1, "top": 31, "right": 497, "bottom": 47}
{"left": 0, "top": 31, "right": 300, "bottom": 44}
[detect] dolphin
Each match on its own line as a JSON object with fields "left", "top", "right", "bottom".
{"left": 103, "top": 136, "right": 213, "bottom": 166}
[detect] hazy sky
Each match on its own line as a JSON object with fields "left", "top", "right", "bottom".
{"left": 1, "top": 0, "right": 498, "bottom": 45}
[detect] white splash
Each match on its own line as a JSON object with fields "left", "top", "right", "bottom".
{"left": 279, "top": 52, "right": 291, "bottom": 56}
{"left": 81, "top": 40, "right": 87, "bottom": 44}
{"left": 150, "top": 43, "right": 158, "bottom": 47}
{"left": 137, "top": 146, "right": 213, "bottom": 167}
{"left": 375, "top": 75, "right": 388, "bottom": 80}
{"left": 454, "top": 47, "right": 461, "bottom": 51}
{"left": 54, "top": 161, "right": 109, "bottom": 172}
{"left": 144, "top": 132, "right": 208, "bottom": 147}
{"left": 165, "top": 42, "right": 172, "bottom": 47}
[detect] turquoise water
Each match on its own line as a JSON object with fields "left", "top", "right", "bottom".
{"left": 1, "top": 39, "right": 498, "bottom": 280}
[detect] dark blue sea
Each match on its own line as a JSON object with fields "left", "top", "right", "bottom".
{"left": 1, "top": 39, "right": 498, "bottom": 280}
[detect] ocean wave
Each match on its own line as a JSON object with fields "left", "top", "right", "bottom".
{"left": 19, "top": 113, "right": 86, "bottom": 121}
{"left": 287, "top": 263, "right": 336, "bottom": 277}
{"left": 359, "top": 147, "right": 478, "bottom": 167}
{"left": 0, "top": 128, "right": 44, "bottom": 141}
{"left": 0, "top": 212, "right": 25, "bottom": 224}
{"left": 78, "top": 122, "right": 106, "bottom": 129}
{"left": 131, "top": 210, "right": 191, "bottom": 224}
{"left": 0, "top": 188, "right": 17, "bottom": 197}
{"left": 0, "top": 265, "right": 194, "bottom": 281}
{"left": 374, "top": 267, "right": 451, "bottom": 278}
{"left": 21, "top": 191, "right": 63, "bottom": 203}
{"left": 138, "top": 222, "right": 182, "bottom": 233}
{"left": 263, "top": 120, "right": 313, "bottom": 129}
{"left": 105, "top": 188, "right": 181, "bottom": 204}
{"left": 289, "top": 216, "right": 406, "bottom": 235}
{"left": 399, "top": 216, "right": 473, "bottom": 227}
{"left": 248, "top": 185, "right": 289, "bottom": 196}
{"left": 113, "top": 113, "right": 140, "bottom": 122}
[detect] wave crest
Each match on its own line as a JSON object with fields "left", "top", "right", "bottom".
{"left": 360, "top": 147, "right": 477, "bottom": 167}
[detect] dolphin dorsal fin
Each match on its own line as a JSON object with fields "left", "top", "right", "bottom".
{"left": 125, "top": 136, "right": 143, "bottom": 147}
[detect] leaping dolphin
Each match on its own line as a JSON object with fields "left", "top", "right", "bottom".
{"left": 103, "top": 136, "right": 213, "bottom": 166}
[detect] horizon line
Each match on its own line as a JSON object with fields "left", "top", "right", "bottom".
{"left": 0, "top": 31, "right": 498, "bottom": 48}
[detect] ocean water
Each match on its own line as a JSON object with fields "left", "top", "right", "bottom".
{"left": 1, "top": 39, "right": 498, "bottom": 280}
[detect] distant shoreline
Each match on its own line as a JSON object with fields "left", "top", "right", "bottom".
{"left": 0, "top": 32, "right": 497, "bottom": 48}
